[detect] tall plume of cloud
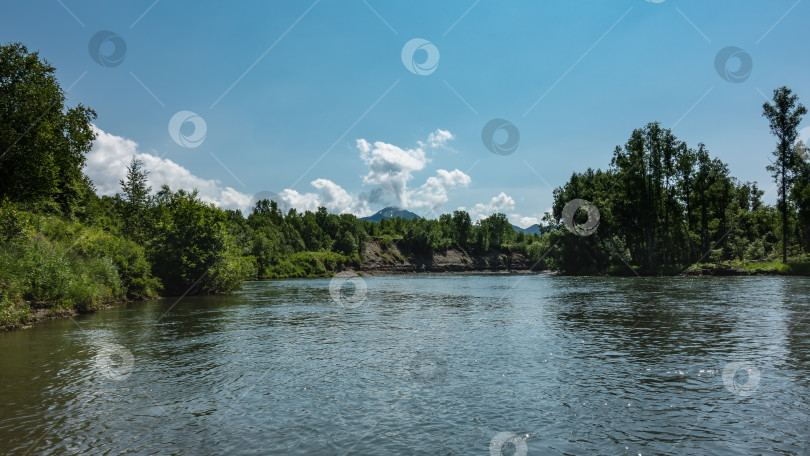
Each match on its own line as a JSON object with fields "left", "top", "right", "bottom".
{"left": 353, "top": 129, "right": 467, "bottom": 211}
{"left": 356, "top": 138, "right": 427, "bottom": 207}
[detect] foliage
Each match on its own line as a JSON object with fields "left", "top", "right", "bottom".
{"left": 149, "top": 187, "right": 253, "bottom": 295}
{"left": 263, "top": 251, "right": 359, "bottom": 279}
{"left": 763, "top": 86, "right": 807, "bottom": 262}
{"left": 0, "top": 204, "right": 161, "bottom": 329}
{"left": 546, "top": 118, "right": 810, "bottom": 274}
{"left": 0, "top": 43, "right": 97, "bottom": 217}
{"left": 3, "top": 42, "right": 810, "bottom": 330}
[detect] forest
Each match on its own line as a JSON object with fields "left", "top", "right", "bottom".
{"left": 2, "top": 42, "right": 809, "bottom": 329}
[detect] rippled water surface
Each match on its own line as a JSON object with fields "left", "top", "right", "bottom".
{"left": 2, "top": 275, "right": 810, "bottom": 455}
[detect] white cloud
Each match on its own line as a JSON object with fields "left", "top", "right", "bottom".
{"left": 349, "top": 129, "right": 466, "bottom": 211}
{"left": 426, "top": 129, "right": 453, "bottom": 148}
{"left": 276, "top": 130, "right": 467, "bottom": 215}
{"left": 87, "top": 127, "right": 467, "bottom": 218}
{"left": 466, "top": 192, "right": 516, "bottom": 221}
{"left": 280, "top": 179, "right": 371, "bottom": 216}
{"left": 357, "top": 138, "right": 428, "bottom": 207}
{"left": 409, "top": 169, "right": 471, "bottom": 211}
{"left": 461, "top": 193, "right": 543, "bottom": 228}
{"left": 85, "top": 126, "right": 253, "bottom": 210}
{"left": 517, "top": 216, "right": 541, "bottom": 228}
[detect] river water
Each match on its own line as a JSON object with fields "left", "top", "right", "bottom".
{"left": 1, "top": 275, "right": 809, "bottom": 455}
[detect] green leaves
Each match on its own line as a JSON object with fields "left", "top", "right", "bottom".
{"left": 0, "top": 43, "right": 97, "bottom": 217}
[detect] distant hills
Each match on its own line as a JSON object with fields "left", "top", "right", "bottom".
{"left": 512, "top": 224, "right": 545, "bottom": 236}
{"left": 361, "top": 206, "right": 546, "bottom": 235}
{"left": 360, "top": 207, "right": 421, "bottom": 222}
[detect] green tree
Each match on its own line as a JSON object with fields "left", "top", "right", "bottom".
{"left": 118, "top": 156, "right": 151, "bottom": 242}
{"left": 333, "top": 230, "right": 357, "bottom": 256}
{"left": 0, "top": 42, "right": 97, "bottom": 216}
{"left": 451, "top": 210, "right": 473, "bottom": 250}
{"left": 763, "top": 86, "right": 807, "bottom": 262}
{"left": 150, "top": 187, "right": 252, "bottom": 294}
{"left": 791, "top": 141, "right": 810, "bottom": 253}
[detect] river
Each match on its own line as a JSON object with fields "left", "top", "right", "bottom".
{"left": 1, "top": 275, "right": 809, "bottom": 455}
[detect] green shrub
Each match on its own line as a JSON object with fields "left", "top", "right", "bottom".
{"left": 0, "top": 208, "right": 161, "bottom": 329}
{"left": 262, "top": 251, "right": 355, "bottom": 279}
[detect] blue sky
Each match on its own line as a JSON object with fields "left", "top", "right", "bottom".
{"left": 2, "top": 0, "right": 808, "bottom": 226}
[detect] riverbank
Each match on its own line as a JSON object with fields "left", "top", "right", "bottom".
{"left": 0, "top": 207, "right": 161, "bottom": 331}
{"left": 359, "top": 239, "right": 536, "bottom": 274}
{"left": 5, "top": 237, "right": 809, "bottom": 331}
{"left": 681, "top": 261, "right": 810, "bottom": 276}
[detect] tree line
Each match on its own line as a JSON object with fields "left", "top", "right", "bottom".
{"left": 2, "top": 42, "right": 809, "bottom": 328}
{"left": 541, "top": 87, "right": 808, "bottom": 274}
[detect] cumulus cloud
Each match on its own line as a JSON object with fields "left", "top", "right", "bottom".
{"left": 280, "top": 178, "right": 371, "bottom": 216}
{"left": 517, "top": 216, "right": 542, "bottom": 228}
{"left": 425, "top": 129, "right": 453, "bottom": 148}
{"left": 85, "top": 126, "right": 254, "bottom": 210}
{"left": 87, "top": 127, "right": 471, "bottom": 217}
{"left": 409, "top": 169, "right": 472, "bottom": 211}
{"left": 357, "top": 137, "right": 427, "bottom": 206}
{"left": 465, "top": 192, "right": 516, "bottom": 221}
{"left": 460, "top": 192, "right": 543, "bottom": 228}
{"left": 274, "top": 129, "right": 468, "bottom": 215}
{"left": 347, "top": 129, "right": 469, "bottom": 212}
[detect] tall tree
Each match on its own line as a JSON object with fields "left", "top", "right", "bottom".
{"left": 763, "top": 86, "right": 807, "bottom": 262}
{"left": 0, "top": 42, "right": 97, "bottom": 215}
{"left": 119, "top": 156, "right": 152, "bottom": 242}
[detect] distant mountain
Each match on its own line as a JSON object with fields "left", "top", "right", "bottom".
{"left": 511, "top": 223, "right": 546, "bottom": 236}
{"left": 361, "top": 207, "right": 421, "bottom": 222}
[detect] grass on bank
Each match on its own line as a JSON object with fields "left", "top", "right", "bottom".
{"left": 262, "top": 251, "right": 360, "bottom": 279}
{"left": 603, "top": 258, "right": 810, "bottom": 276}
{"left": 0, "top": 202, "right": 160, "bottom": 330}
{"left": 737, "top": 261, "right": 810, "bottom": 275}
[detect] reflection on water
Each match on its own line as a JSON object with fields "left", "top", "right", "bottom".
{"left": 1, "top": 275, "right": 809, "bottom": 455}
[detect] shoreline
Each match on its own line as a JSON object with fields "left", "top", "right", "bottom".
{"left": 4, "top": 264, "right": 807, "bottom": 332}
